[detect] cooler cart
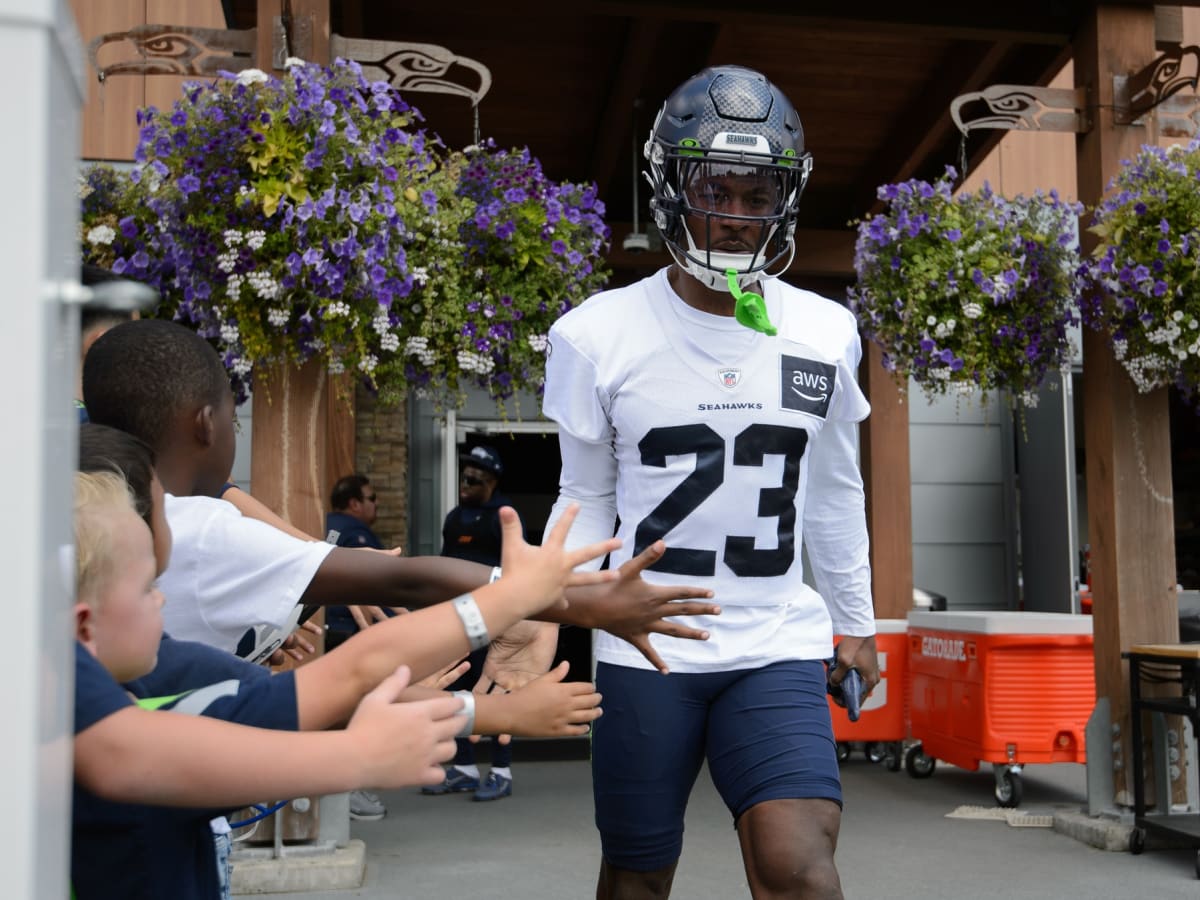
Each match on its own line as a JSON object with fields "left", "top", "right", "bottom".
{"left": 906, "top": 610, "right": 1095, "bottom": 807}
{"left": 829, "top": 620, "right": 909, "bottom": 770}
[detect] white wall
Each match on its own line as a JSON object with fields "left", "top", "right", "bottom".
{"left": 1, "top": 1, "right": 85, "bottom": 896}
{"left": 909, "top": 385, "right": 1019, "bottom": 610}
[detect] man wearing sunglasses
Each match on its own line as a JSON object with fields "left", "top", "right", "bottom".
{"left": 426, "top": 445, "right": 518, "bottom": 801}
{"left": 323, "top": 472, "right": 393, "bottom": 821}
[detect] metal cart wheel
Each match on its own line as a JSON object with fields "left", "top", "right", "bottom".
{"left": 883, "top": 741, "right": 903, "bottom": 772}
{"left": 1129, "top": 827, "right": 1145, "bottom": 855}
{"left": 864, "top": 742, "right": 887, "bottom": 764}
{"left": 995, "top": 770, "right": 1023, "bottom": 808}
{"left": 904, "top": 743, "right": 936, "bottom": 778}
{"left": 836, "top": 742, "right": 852, "bottom": 763}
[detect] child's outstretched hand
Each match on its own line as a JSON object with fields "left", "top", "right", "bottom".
{"left": 498, "top": 503, "right": 619, "bottom": 618}
{"left": 346, "top": 665, "right": 463, "bottom": 789}
{"left": 484, "top": 661, "right": 601, "bottom": 742}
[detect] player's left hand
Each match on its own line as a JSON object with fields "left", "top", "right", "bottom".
{"left": 828, "top": 634, "right": 879, "bottom": 697}
{"left": 582, "top": 539, "right": 720, "bottom": 675}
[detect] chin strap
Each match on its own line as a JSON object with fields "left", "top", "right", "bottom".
{"left": 726, "top": 269, "right": 777, "bottom": 336}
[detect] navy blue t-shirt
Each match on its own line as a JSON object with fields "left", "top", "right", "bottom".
{"left": 324, "top": 511, "right": 388, "bottom": 634}
{"left": 440, "top": 492, "right": 512, "bottom": 566}
{"left": 72, "top": 637, "right": 298, "bottom": 900}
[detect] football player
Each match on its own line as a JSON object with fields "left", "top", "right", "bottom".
{"left": 543, "top": 65, "right": 880, "bottom": 900}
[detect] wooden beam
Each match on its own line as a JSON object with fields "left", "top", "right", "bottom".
{"left": 855, "top": 40, "right": 1013, "bottom": 214}
{"left": 1074, "top": 4, "right": 1180, "bottom": 810}
{"left": 860, "top": 342, "right": 913, "bottom": 621}
{"left": 350, "top": 1, "right": 1082, "bottom": 45}
{"left": 248, "top": 0, "right": 335, "bottom": 845}
{"left": 587, "top": 19, "right": 664, "bottom": 204}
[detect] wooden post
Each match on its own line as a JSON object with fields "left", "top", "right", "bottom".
{"left": 860, "top": 342, "right": 914, "bottom": 621}
{"left": 1074, "top": 4, "right": 1180, "bottom": 808}
{"left": 248, "top": 0, "right": 339, "bottom": 844}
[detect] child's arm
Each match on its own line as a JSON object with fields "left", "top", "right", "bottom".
{"left": 397, "top": 661, "right": 601, "bottom": 739}
{"left": 294, "top": 505, "right": 617, "bottom": 730}
{"left": 222, "top": 485, "right": 317, "bottom": 541}
{"left": 75, "top": 666, "right": 461, "bottom": 806}
{"left": 301, "top": 520, "right": 719, "bottom": 670}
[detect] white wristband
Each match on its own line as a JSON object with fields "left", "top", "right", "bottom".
{"left": 452, "top": 593, "right": 489, "bottom": 651}
{"left": 452, "top": 690, "right": 476, "bottom": 738}
{"left": 489, "top": 566, "right": 502, "bottom": 584}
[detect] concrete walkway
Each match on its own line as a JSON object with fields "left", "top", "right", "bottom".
{"left": 250, "top": 747, "right": 1198, "bottom": 899}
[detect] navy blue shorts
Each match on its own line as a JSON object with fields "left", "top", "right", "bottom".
{"left": 591, "top": 659, "right": 841, "bottom": 872}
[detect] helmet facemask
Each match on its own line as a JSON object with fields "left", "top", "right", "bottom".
{"left": 654, "top": 154, "right": 808, "bottom": 291}
{"left": 644, "top": 65, "right": 812, "bottom": 294}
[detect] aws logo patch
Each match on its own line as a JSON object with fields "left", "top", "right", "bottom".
{"left": 780, "top": 354, "right": 835, "bottom": 418}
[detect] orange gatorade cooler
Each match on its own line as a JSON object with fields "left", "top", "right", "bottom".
{"left": 829, "top": 619, "right": 909, "bottom": 769}
{"left": 905, "top": 610, "right": 1095, "bottom": 807}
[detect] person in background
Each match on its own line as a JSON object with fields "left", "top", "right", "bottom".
{"left": 425, "top": 445, "right": 516, "bottom": 801}
{"left": 325, "top": 472, "right": 394, "bottom": 821}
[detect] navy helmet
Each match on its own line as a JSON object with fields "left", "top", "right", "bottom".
{"left": 645, "top": 66, "right": 812, "bottom": 292}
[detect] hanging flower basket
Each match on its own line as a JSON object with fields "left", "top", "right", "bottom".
{"left": 848, "top": 167, "right": 1083, "bottom": 408}
{"left": 1081, "top": 140, "right": 1200, "bottom": 406}
{"left": 80, "top": 59, "right": 610, "bottom": 410}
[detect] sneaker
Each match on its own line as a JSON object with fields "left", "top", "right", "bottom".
{"left": 349, "top": 789, "right": 386, "bottom": 821}
{"left": 473, "top": 771, "right": 513, "bottom": 802}
{"left": 421, "top": 767, "right": 480, "bottom": 795}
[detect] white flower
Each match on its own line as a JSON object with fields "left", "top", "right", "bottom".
{"left": 245, "top": 230, "right": 267, "bottom": 251}
{"left": 86, "top": 225, "right": 116, "bottom": 246}
{"left": 220, "top": 323, "right": 240, "bottom": 343}
{"left": 328, "top": 358, "right": 345, "bottom": 375}
{"left": 217, "top": 250, "right": 239, "bottom": 274}
{"left": 926, "top": 315, "right": 937, "bottom": 326}
{"left": 226, "top": 274, "right": 243, "bottom": 302}
{"left": 457, "top": 350, "right": 494, "bottom": 375}
{"left": 380, "top": 333, "right": 400, "bottom": 352}
{"left": 246, "top": 270, "right": 278, "bottom": 300}
{"left": 527, "top": 334, "right": 549, "bottom": 353}
{"left": 268, "top": 307, "right": 289, "bottom": 327}
{"left": 223, "top": 230, "right": 243, "bottom": 248}
{"left": 324, "top": 301, "right": 351, "bottom": 318}
{"left": 235, "top": 68, "right": 269, "bottom": 86}
{"left": 283, "top": 57, "right": 307, "bottom": 69}
{"left": 358, "top": 354, "right": 379, "bottom": 374}
{"left": 961, "top": 301, "right": 984, "bottom": 320}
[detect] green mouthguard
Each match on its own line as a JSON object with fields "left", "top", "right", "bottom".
{"left": 727, "top": 269, "right": 777, "bottom": 336}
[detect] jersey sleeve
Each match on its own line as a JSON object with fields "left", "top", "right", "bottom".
{"left": 829, "top": 323, "right": 871, "bottom": 424}
{"left": 543, "top": 430, "right": 619, "bottom": 568}
{"left": 543, "top": 323, "right": 614, "bottom": 444}
{"left": 542, "top": 322, "right": 620, "bottom": 567}
{"left": 804, "top": 329, "right": 875, "bottom": 636}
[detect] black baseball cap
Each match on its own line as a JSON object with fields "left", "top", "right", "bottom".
{"left": 460, "top": 444, "right": 503, "bottom": 477}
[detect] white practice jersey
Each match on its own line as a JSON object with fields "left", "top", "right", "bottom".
{"left": 544, "top": 268, "right": 875, "bottom": 673}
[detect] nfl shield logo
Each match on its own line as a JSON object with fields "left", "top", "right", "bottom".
{"left": 718, "top": 368, "right": 741, "bottom": 389}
